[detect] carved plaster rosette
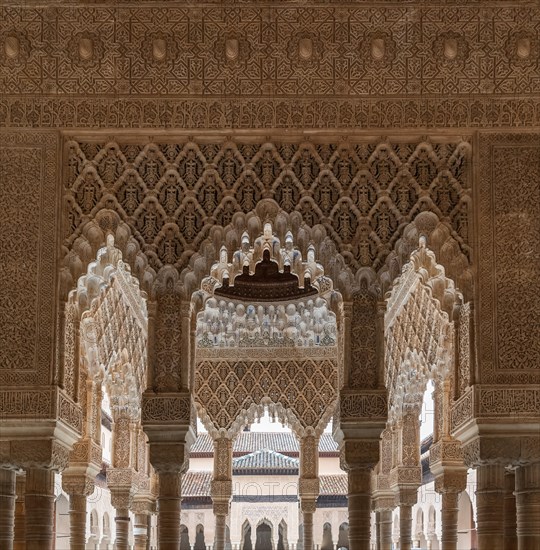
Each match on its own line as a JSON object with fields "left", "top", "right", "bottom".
{"left": 432, "top": 31, "right": 470, "bottom": 66}
{"left": 0, "top": 30, "right": 31, "bottom": 68}
{"left": 287, "top": 31, "right": 324, "bottom": 69}
{"left": 142, "top": 31, "right": 179, "bottom": 68}
{"left": 214, "top": 33, "right": 252, "bottom": 67}
{"left": 505, "top": 30, "right": 537, "bottom": 67}
{"left": 68, "top": 32, "right": 104, "bottom": 69}
{"left": 359, "top": 31, "right": 397, "bottom": 67}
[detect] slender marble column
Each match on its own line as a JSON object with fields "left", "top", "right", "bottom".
{"left": 24, "top": 469, "right": 55, "bottom": 550}
{"left": 158, "top": 471, "right": 182, "bottom": 549}
{"left": 302, "top": 510, "right": 314, "bottom": 550}
{"left": 134, "top": 513, "right": 149, "bottom": 550}
{"left": 146, "top": 515, "right": 153, "bottom": 550}
{"left": 13, "top": 474, "right": 25, "bottom": 550}
{"left": 348, "top": 469, "right": 372, "bottom": 550}
{"left": 69, "top": 494, "right": 87, "bottom": 550}
{"left": 476, "top": 463, "right": 505, "bottom": 550}
{"left": 378, "top": 510, "right": 393, "bottom": 550}
{"left": 215, "top": 513, "right": 227, "bottom": 550}
{"left": 515, "top": 462, "right": 540, "bottom": 550}
{"left": 504, "top": 470, "right": 518, "bottom": 550}
{"left": 115, "top": 507, "right": 130, "bottom": 550}
{"left": 399, "top": 504, "right": 413, "bottom": 550}
{"left": 441, "top": 492, "right": 460, "bottom": 550}
{"left": 375, "top": 511, "right": 381, "bottom": 550}
{"left": 0, "top": 468, "right": 16, "bottom": 550}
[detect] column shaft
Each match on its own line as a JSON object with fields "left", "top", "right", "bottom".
{"left": 69, "top": 494, "right": 87, "bottom": 550}
{"left": 215, "top": 514, "right": 227, "bottom": 550}
{"left": 379, "top": 510, "right": 393, "bottom": 550}
{"left": 515, "top": 462, "right": 540, "bottom": 550}
{"left": 476, "top": 463, "right": 505, "bottom": 550}
{"left": 158, "top": 471, "right": 182, "bottom": 549}
{"left": 399, "top": 504, "right": 412, "bottom": 550}
{"left": 441, "top": 492, "right": 459, "bottom": 550}
{"left": 14, "top": 474, "right": 25, "bottom": 550}
{"left": 0, "top": 469, "right": 16, "bottom": 550}
{"left": 303, "top": 512, "right": 313, "bottom": 550}
{"left": 24, "top": 469, "right": 55, "bottom": 550}
{"left": 504, "top": 470, "right": 517, "bottom": 550}
{"left": 348, "top": 469, "right": 372, "bottom": 550}
{"left": 134, "top": 513, "right": 149, "bottom": 550}
{"left": 115, "top": 508, "right": 130, "bottom": 550}
{"left": 375, "top": 511, "right": 380, "bottom": 550}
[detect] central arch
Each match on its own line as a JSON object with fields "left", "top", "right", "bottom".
{"left": 190, "top": 214, "right": 342, "bottom": 550}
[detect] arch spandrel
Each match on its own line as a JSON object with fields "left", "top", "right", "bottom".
{"left": 65, "top": 137, "right": 472, "bottom": 301}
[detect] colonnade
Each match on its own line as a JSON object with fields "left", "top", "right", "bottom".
{"left": 1, "top": 457, "right": 540, "bottom": 549}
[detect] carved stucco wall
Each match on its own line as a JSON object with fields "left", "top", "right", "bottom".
{"left": 0, "top": 131, "right": 59, "bottom": 389}
{"left": 0, "top": 1, "right": 539, "bottom": 454}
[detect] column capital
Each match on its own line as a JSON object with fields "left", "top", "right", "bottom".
{"left": 389, "top": 466, "right": 422, "bottom": 492}
{"left": 213, "top": 500, "right": 230, "bottom": 516}
{"left": 462, "top": 435, "right": 540, "bottom": 468}
{"left": 372, "top": 494, "right": 395, "bottom": 512}
{"left": 61, "top": 473, "right": 96, "bottom": 497}
{"left": 67, "top": 438, "right": 102, "bottom": 469}
{"left": 131, "top": 495, "right": 156, "bottom": 515}
{"left": 429, "top": 438, "right": 464, "bottom": 471}
{"left": 393, "top": 486, "right": 418, "bottom": 508}
{"left": 211, "top": 479, "right": 233, "bottom": 501}
{"left": 300, "top": 499, "right": 317, "bottom": 514}
{"left": 340, "top": 438, "right": 380, "bottom": 470}
{"left": 107, "top": 468, "right": 135, "bottom": 510}
{"left": 434, "top": 470, "right": 468, "bottom": 495}
{"left": 148, "top": 441, "right": 187, "bottom": 474}
{"left": 0, "top": 439, "right": 71, "bottom": 472}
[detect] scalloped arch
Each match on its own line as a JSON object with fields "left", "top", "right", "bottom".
{"left": 61, "top": 209, "right": 157, "bottom": 300}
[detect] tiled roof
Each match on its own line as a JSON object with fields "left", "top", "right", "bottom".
{"left": 179, "top": 472, "right": 348, "bottom": 497}
{"left": 319, "top": 475, "right": 348, "bottom": 495}
{"left": 190, "top": 433, "right": 339, "bottom": 456}
{"left": 233, "top": 449, "right": 299, "bottom": 474}
{"left": 181, "top": 471, "right": 212, "bottom": 497}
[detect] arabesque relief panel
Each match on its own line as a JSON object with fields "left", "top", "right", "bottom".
{"left": 477, "top": 132, "right": 540, "bottom": 384}
{"left": 0, "top": 131, "right": 59, "bottom": 388}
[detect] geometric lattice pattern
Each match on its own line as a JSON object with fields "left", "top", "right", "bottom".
{"left": 65, "top": 139, "right": 471, "bottom": 273}
{"left": 2, "top": 6, "right": 539, "bottom": 98}
{"left": 195, "top": 358, "right": 337, "bottom": 434}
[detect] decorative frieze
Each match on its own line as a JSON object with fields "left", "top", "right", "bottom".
{"left": 1, "top": 6, "right": 538, "bottom": 99}
{"left": 339, "top": 391, "right": 387, "bottom": 421}
{"left": 141, "top": 395, "right": 191, "bottom": 423}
